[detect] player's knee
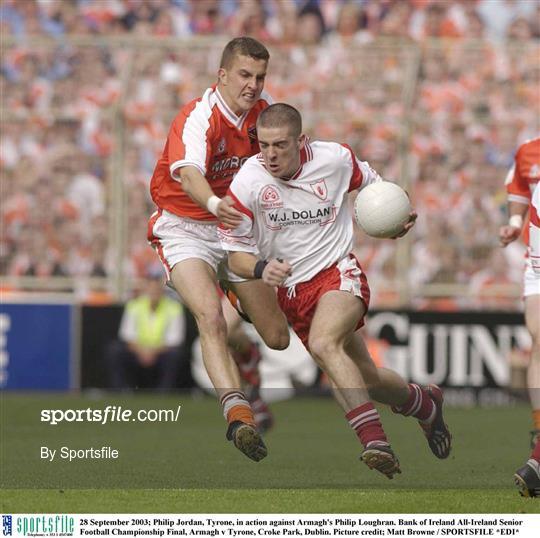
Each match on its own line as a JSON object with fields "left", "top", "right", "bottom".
{"left": 308, "top": 335, "right": 339, "bottom": 362}
{"left": 261, "top": 328, "right": 290, "bottom": 350}
{"left": 194, "top": 308, "right": 227, "bottom": 338}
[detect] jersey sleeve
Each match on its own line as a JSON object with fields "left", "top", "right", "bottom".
{"left": 218, "top": 174, "right": 258, "bottom": 254}
{"left": 506, "top": 146, "right": 530, "bottom": 205}
{"left": 168, "top": 98, "right": 213, "bottom": 181}
{"left": 341, "top": 144, "right": 383, "bottom": 192}
{"left": 530, "top": 185, "right": 540, "bottom": 274}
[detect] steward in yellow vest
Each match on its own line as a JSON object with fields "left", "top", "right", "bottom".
{"left": 107, "top": 272, "right": 185, "bottom": 390}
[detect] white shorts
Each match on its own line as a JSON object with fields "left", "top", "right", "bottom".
{"left": 147, "top": 209, "right": 246, "bottom": 282}
{"left": 524, "top": 260, "right": 540, "bottom": 297}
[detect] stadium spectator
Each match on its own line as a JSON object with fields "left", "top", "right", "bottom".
{"left": 379, "top": 2, "right": 413, "bottom": 39}
{"left": 477, "top": 0, "right": 536, "bottom": 41}
{"left": 219, "top": 103, "right": 451, "bottom": 479}
{"left": 229, "top": 0, "right": 273, "bottom": 42}
{"left": 187, "top": 0, "right": 225, "bottom": 36}
{"left": 296, "top": 6, "right": 326, "bottom": 46}
{"left": 147, "top": 37, "right": 291, "bottom": 462}
{"left": 530, "top": 3, "right": 540, "bottom": 39}
{"left": 468, "top": 249, "right": 519, "bottom": 310}
{"left": 506, "top": 16, "right": 533, "bottom": 41}
{"left": 514, "top": 183, "right": 540, "bottom": 498}
{"left": 499, "top": 137, "right": 540, "bottom": 449}
{"left": 106, "top": 268, "right": 187, "bottom": 390}
{"left": 335, "top": 1, "right": 363, "bottom": 37}
{"left": 409, "top": 2, "right": 462, "bottom": 40}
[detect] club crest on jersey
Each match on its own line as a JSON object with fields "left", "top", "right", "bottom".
{"left": 248, "top": 126, "right": 258, "bottom": 143}
{"left": 530, "top": 164, "right": 540, "bottom": 179}
{"left": 260, "top": 185, "right": 283, "bottom": 209}
{"left": 217, "top": 137, "right": 226, "bottom": 154}
{"left": 310, "top": 179, "right": 328, "bottom": 201}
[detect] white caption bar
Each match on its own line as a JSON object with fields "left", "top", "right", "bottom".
{"left": 4, "top": 515, "right": 540, "bottom": 538}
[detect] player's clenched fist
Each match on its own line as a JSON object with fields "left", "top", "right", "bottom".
{"left": 499, "top": 224, "right": 521, "bottom": 247}
{"left": 262, "top": 259, "right": 293, "bottom": 287}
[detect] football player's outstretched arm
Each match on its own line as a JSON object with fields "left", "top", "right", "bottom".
{"left": 228, "top": 252, "right": 292, "bottom": 287}
{"left": 499, "top": 200, "right": 529, "bottom": 247}
{"left": 179, "top": 166, "right": 243, "bottom": 229}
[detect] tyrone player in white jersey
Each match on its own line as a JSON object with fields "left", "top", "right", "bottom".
{"left": 219, "top": 103, "right": 452, "bottom": 479}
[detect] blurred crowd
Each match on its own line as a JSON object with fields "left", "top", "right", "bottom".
{"left": 2, "top": 0, "right": 540, "bottom": 41}
{"left": 1, "top": 0, "right": 539, "bottom": 309}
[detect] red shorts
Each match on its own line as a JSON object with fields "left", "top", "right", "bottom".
{"left": 277, "top": 254, "right": 370, "bottom": 350}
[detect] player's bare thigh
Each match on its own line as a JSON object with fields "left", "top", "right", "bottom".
{"left": 230, "top": 279, "right": 290, "bottom": 350}
{"left": 172, "top": 259, "right": 243, "bottom": 392}
{"left": 525, "top": 294, "right": 540, "bottom": 343}
{"left": 308, "top": 290, "right": 366, "bottom": 354}
{"left": 308, "top": 290, "right": 372, "bottom": 401}
{"left": 170, "top": 258, "right": 223, "bottom": 323}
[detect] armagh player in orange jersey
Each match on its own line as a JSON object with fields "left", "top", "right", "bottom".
{"left": 514, "top": 183, "right": 540, "bottom": 497}
{"left": 499, "top": 137, "right": 540, "bottom": 450}
{"left": 148, "top": 38, "right": 289, "bottom": 462}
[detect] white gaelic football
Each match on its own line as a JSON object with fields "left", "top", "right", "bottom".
{"left": 354, "top": 181, "right": 411, "bottom": 238}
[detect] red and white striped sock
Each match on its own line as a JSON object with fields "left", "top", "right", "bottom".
{"left": 392, "top": 383, "right": 435, "bottom": 423}
{"left": 346, "top": 402, "right": 388, "bottom": 448}
{"left": 220, "top": 391, "right": 255, "bottom": 426}
{"left": 233, "top": 343, "right": 262, "bottom": 388}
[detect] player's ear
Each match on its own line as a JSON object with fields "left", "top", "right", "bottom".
{"left": 298, "top": 134, "right": 306, "bottom": 149}
{"left": 218, "top": 67, "right": 227, "bottom": 85}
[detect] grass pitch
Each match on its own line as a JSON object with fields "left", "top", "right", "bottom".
{"left": 1, "top": 393, "right": 539, "bottom": 513}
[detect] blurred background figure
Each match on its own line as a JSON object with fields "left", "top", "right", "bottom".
{"left": 106, "top": 268, "right": 187, "bottom": 391}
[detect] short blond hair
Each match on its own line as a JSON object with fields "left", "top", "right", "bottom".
{"left": 257, "top": 103, "right": 302, "bottom": 137}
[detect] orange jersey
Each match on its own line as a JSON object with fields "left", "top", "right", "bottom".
{"left": 506, "top": 137, "right": 540, "bottom": 205}
{"left": 506, "top": 137, "right": 540, "bottom": 247}
{"left": 150, "top": 86, "right": 272, "bottom": 221}
{"left": 531, "top": 184, "right": 540, "bottom": 274}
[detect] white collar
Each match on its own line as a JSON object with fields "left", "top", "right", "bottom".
{"left": 215, "top": 87, "right": 249, "bottom": 130}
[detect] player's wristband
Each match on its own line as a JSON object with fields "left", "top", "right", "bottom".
{"left": 206, "top": 195, "right": 221, "bottom": 216}
{"left": 509, "top": 215, "right": 523, "bottom": 230}
{"left": 253, "top": 260, "right": 268, "bottom": 279}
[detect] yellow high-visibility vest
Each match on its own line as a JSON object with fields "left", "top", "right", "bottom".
{"left": 126, "top": 296, "right": 182, "bottom": 348}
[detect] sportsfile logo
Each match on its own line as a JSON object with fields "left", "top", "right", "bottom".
{"left": 12, "top": 515, "right": 74, "bottom": 536}
{"left": 2, "top": 515, "right": 12, "bottom": 537}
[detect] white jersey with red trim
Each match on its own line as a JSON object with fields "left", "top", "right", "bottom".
{"left": 530, "top": 183, "right": 540, "bottom": 275}
{"left": 218, "top": 140, "right": 383, "bottom": 286}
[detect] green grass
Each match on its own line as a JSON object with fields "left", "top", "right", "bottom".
{"left": 1, "top": 393, "right": 539, "bottom": 513}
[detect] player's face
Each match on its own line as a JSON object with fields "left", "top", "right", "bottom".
{"left": 218, "top": 55, "right": 267, "bottom": 116}
{"left": 258, "top": 126, "right": 305, "bottom": 179}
